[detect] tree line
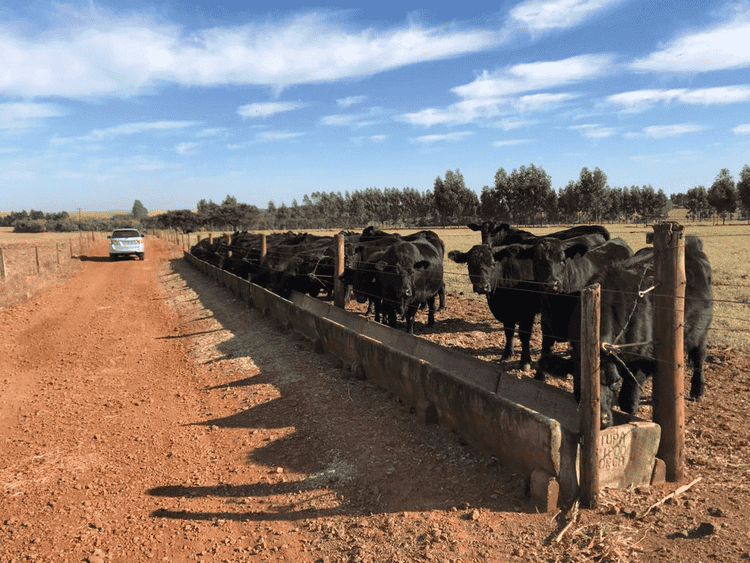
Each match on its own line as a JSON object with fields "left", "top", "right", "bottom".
{"left": 4, "top": 166, "right": 750, "bottom": 233}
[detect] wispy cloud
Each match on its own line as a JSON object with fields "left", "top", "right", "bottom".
{"left": 734, "top": 123, "right": 750, "bottom": 134}
{"left": 337, "top": 96, "right": 367, "bottom": 107}
{"left": 351, "top": 134, "right": 387, "bottom": 144}
{"left": 412, "top": 131, "right": 473, "bottom": 143}
{"left": 507, "top": 0, "right": 625, "bottom": 33}
{"left": 320, "top": 107, "right": 385, "bottom": 128}
{"left": 400, "top": 54, "right": 609, "bottom": 127}
{"left": 453, "top": 54, "right": 615, "bottom": 99}
{"left": 607, "top": 85, "right": 750, "bottom": 113}
{"left": 0, "top": 9, "right": 500, "bottom": 99}
{"left": 631, "top": 9, "right": 750, "bottom": 73}
{"left": 492, "top": 139, "right": 532, "bottom": 147}
{"left": 570, "top": 123, "right": 616, "bottom": 138}
{"left": 238, "top": 101, "right": 308, "bottom": 118}
{"left": 626, "top": 123, "right": 707, "bottom": 139}
{"left": 0, "top": 102, "right": 64, "bottom": 131}
{"left": 176, "top": 142, "right": 199, "bottom": 154}
{"left": 254, "top": 130, "right": 304, "bottom": 142}
{"left": 195, "top": 128, "right": 228, "bottom": 138}
{"left": 77, "top": 121, "right": 199, "bottom": 142}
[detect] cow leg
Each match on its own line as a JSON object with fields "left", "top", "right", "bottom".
{"left": 500, "top": 324, "right": 515, "bottom": 361}
{"left": 518, "top": 316, "right": 535, "bottom": 372}
{"left": 437, "top": 282, "right": 446, "bottom": 311}
{"left": 426, "top": 296, "right": 436, "bottom": 327}
{"left": 688, "top": 343, "right": 707, "bottom": 400}
{"left": 405, "top": 305, "right": 418, "bottom": 334}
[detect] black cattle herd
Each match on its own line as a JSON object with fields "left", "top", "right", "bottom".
{"left": 191, "top": 222, "right": 713, "bottom": 428}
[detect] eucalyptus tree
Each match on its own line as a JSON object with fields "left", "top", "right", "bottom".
{"left": 708, "top": 168, "right": 737, "bottom": 221}
{"left": 737, "top": 164, "right": 750, "bottom": 219}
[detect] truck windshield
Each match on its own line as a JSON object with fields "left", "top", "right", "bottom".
{"left": 111, "top": 230, "right": 141, "bottom": 238}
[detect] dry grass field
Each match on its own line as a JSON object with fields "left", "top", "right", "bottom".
{"left": 0, "top": 228, "right": 104, "bottom": 309}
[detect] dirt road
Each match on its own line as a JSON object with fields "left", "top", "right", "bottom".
{"left": 2, "top": 236, "right": 749, "bottom": 562}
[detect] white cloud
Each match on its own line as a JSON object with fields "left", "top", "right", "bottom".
{"left": 492, "top": 139, "right": 531, "bottom": 147}
{"left": 238, "top": 101, "right": 308, "bottom": 118}
{"left": 513, "top": 92, "right": 576, "bottom": 112}
{"left": 490, "top": 118, "right": 537, "bottom": 130}
{"left": 569, "top": 123, "right": 616, "bottom": 138}
{"left": 320, "top": 107, "right": 385, "bottom": 128}
{"left": 734, "top": 123, "right": 750, "bottom": 134}
{"left": 626, "top": 123, "right": 707, "bottom": 139}
{"left": 337, "top": 96, "right": 367, "bottom": 107}
{"left": 508, "top": 0, "right": 624, "bottom": 33}
{"left": 78, "top": 121, "right": 199, "bottom": 142}
{"left": 351, "top": 134, "right": 387, "bottom": 144}
{"left": 0, "top": 102, "right": 64, "bottom": 130}
{"left": 607, "top": 85, "right": 750, "bottom": 113}
{"left": 254, "top": 130, "right": 304, "bottom": 142}
{"left": 452, "top": 54, "right": 614, "bottom": 99}
{"left": 412, "top": 131, "right": 473, "bottom": 143}
{"left": 195, "top": 127, "right": 227, "bottom": 138}
{"left": 176, "top": 142, "right": 199, "bottom": 154}
{"left": 631, "top": 12, "right": 750, "bottom": 73}
{"left": 0, "top": 10, "right": 500, "bottom": 98}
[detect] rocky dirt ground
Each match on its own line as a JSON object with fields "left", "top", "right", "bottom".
{"left": 1, "top": 236, "right": 749, "bottom": 563}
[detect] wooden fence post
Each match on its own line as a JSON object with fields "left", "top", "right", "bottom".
{"left": 0, "top": 248, "right": 6, "bottom": 280}
{"left": 57, "top": 242, "right": 62, "bottom": 266}
{"left": 35, "top": 246, "right": 41, "bottom": 275}
{"left": 334, "top": 234, "right": 346, "bottom": 309}
{"left": 260, "top": 234, "right": 267, "bottom": 261}
{"left": 652, "top": 221, "right": 686, "bottom": 482}
{"left": 580, "top": 283, "right": 601, "bottom": 508}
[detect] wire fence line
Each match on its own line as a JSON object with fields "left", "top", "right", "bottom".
{"left": 0, "top": 231, "right": 103, "bottom": 281}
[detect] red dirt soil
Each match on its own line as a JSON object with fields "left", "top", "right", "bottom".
{"left": 1, "top": 236, "right": 749, "bottom": 563}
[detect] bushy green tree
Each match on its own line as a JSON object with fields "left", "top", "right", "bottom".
{"left": 707, "top": 168, "right": 737, "bottom": 221}
{"left": 736, "top": 165, "right": 750, "bottom": 218}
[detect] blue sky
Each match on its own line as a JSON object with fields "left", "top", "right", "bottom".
{"left": 2, "top": 0, "right": 750, "bottom": 213}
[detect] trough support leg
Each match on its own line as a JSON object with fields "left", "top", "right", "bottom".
{"left": 530, "top": 469, "right": 559, "bottom": 513}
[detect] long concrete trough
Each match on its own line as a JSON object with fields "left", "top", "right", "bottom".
{"left": 184, "top": 251, "right": 662, "bottom": 510}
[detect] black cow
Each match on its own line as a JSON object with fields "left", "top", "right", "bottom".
{"left": 374, "top": 237, "right": 445, "bottom": 334}
{"left": 449, "top": 243, "right": 540, "bottom": 371}
{"left": 531, "top": 237, "right": 634, "bottom": 380}
{"left": 467, "top": 222, "right": 610, "bottom": 247}
{"left": 568, "top": 234, "right": 713, "bottom": 428}
{"left": 467, "top": 222, "right": 536, "bottom": 247}
{"left": 340, "top": 244, "right": 389, "bottom": 321}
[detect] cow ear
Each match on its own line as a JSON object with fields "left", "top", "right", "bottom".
{"left": 493, "top": 248, "right": 508, "bottom": 261}
{"left": 448, "top": 250, "right": 467, "bottom": 264}
{"left": 565, "top": 243, "right": 589, "bottom": 259}
{"left": 414, "top": 260, "right": 430, "bottom": 271}
{"left": 467, "top": 223, "right": 480, "bottom": 231}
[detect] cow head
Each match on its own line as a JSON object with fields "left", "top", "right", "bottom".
{"left": 375, "top": 258, "right": 430, "bottom": 315}
{"left": 449, "top": 245, "right": 496, "bottom": 294}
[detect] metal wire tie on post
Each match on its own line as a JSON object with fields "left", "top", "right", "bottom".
{"left": 638, "top": 282, "right": 660, "bottom": 298}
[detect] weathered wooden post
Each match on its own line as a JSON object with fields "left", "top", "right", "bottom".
{"left": 652, "top": 221, "right": 686, "bottom": 482}
{"left": 69, "top": 239, "right": 74, "bottom": 258}
{"left": 57, "top": 242, "right": 62, "bottom": 266}
{"left": 0, "top": 248, "right": 6, "bottom": 280}
{"left": 260, "top": 234, "right": 267, "bottom": 261}
{"left": 334, "top": 233, "right": 346, "bottom": 309}
{"left": 35, "top": 246, "right": 41, "bottom": 275}
{"left": 580, "top": 283, "right": 601, "bottom": 508}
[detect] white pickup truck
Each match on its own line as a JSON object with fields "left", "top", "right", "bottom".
{"left": 108, "top": 229, "right": 145, "bottom": 261}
